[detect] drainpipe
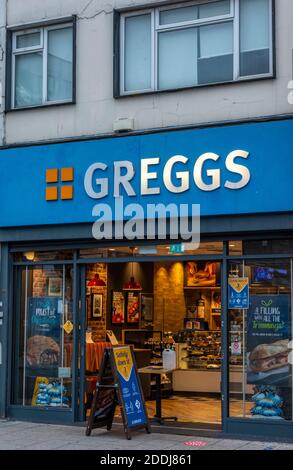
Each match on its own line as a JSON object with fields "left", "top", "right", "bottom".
{"left": 0, "top": 0, "right": 6, "bottom": 147}
{"left": 0, "top": 0, "right": 6, "bottom": 419}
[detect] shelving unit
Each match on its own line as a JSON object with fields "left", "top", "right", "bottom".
{"left": 184, "top": 285, "right": 221, "bottom": 331}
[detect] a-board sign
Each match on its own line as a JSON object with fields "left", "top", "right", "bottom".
{"left": 113, "top": 345, "right": 147, "bottom": 428}
{"left": 86, "top": 345, "right": 150, "bottom": 440}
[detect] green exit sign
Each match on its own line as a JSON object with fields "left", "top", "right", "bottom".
{"left": 170, "top": 244, "right": 185, "bottom": 253}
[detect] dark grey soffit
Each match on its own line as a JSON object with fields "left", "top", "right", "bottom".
{"left": 1, "top": 212, "right": 293, "bottom": 244}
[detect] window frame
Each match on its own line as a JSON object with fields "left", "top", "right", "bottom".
{"left": 9, "top": 19, "right": 76, "bottom": 111}
{"left": 117, "top": 0, "right": 274, "bottom": 97}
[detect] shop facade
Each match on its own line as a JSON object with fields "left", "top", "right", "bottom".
{"left": 0, "top": 117, "right": 293, "bottom": 438}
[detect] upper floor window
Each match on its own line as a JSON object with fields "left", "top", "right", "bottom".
{"left": 118, "top": 0, "right": 273, "bottom": 95}
{"left": 11, "top": 22, "right": 74, "bottom": 109}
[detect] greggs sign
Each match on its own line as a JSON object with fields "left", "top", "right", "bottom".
{"left": 0, "top": 119, "right": 292, "bottom": 228}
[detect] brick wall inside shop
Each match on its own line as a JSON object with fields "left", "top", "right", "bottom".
{"left": 153, "top": 262, "right": 186, "bottom": 333}
{"left": 32, "top": 267, "right": 56, "bottom": 297}
{"left": 86, "top": 264, "right": 107, "bottom": 342}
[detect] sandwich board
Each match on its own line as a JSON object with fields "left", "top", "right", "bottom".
{"left": 86, "top": 345, "right": 151, "bottom": 440}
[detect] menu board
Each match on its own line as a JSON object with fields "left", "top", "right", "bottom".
{"left": 186, "top": 261, "right": 218, "bottom": 287}
{"left": 26, "top": 297, "right": 62, "bottom": 368}
{"left": 247, "top": 294, "right": 290, "bottom": 385}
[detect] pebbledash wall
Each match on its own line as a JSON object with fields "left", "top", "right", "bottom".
{"left": 0, "top": 0, "right": 293, "bottom": 439}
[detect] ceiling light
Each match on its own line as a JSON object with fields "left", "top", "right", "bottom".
{"left": 24, "top": 251, "right": 35, "bottom": 261}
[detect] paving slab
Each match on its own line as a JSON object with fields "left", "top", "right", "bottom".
{"left": 0, "top": 420, "right": 293, "bottom": 450}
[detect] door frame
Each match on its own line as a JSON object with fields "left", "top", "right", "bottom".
{"left": 7, "top": 261, "right": 78, "bottom": 424}
{"left": 76, "top": 257, "right": 225, "bottom": 430}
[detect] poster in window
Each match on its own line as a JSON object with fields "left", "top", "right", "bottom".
{"left": 48, "top": 277, "right": 63, "bottom": 297}
{"left": 127, "top": 292, "right": 140, "bottom": 324}
{"left": 140, "top": 293, "right": 154, "bottom": 323}
{"left": 111, "top": 291, "right": 125, "bottom": 324}
{"left": 186, "top": 261, "right": 218, "bottom": 287}
{"left": 26, "top": 297, "right": 62, "bottom": 368}
{"left": 92, "top": 293, "right": 103, "bottom": 319}
{"left": 247, "top": 294, "right": 290, "bottom": 386}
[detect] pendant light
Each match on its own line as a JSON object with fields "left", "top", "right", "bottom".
{"left": 87, "top": 273, "right": 106, "bottom": 287}
{"left": 123, "top": 247, "right": 142, "bottom": 291}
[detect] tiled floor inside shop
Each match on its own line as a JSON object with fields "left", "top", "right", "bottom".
{"left": 113, "top": 395, "right": 247, "bottom": 425}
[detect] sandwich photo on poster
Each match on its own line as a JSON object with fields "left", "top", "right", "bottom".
{"left": 247, "top": 294, "right": 290, "bottom": 386}
{"left": 26, "top": 297, "right": 61, "bottom": 368}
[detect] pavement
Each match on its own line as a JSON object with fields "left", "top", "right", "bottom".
{"left": 0, "top": 420, "right": 293, "bottom": 450}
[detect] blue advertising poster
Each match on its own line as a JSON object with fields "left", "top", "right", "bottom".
{"left": 228, "top": 277, "right": 249, "bottom": 309}
{"left": 113, "top": 346, "right": 147, "bottom": 428}
{"left": 247, "top": 294, "right": 290, "bottom": 385}
{"left": 26, "top": 297, "right": 62, "bottom": 368}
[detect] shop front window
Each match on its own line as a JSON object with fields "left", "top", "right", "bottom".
{"left": 79, "top": 241, "right": 223, "bottom": 259}
{"left": 12, "top": 264, "right": 74, "bottom": 408}
{"left": 229, "top": 239, "right": 293, "bottom": 256}
{"left": 14, "top": 250, "right": 74, "bottom": 262}
{"left": 229, "top": 259, "right": 292, "bottom": 421}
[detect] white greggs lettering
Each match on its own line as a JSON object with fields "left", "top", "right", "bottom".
{"left": 84, "top": 150, "right": 250, "bottom": 198}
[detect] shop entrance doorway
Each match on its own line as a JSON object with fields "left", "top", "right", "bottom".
{"left": 78, "top": 244, "right": 228, "bottom": 428}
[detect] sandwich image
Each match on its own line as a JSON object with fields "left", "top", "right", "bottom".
{"left": 27, "top": 335, "right": 60, "bottom": 366}
{"left": 249, "top": 339, "right": 289, "bottom": 373}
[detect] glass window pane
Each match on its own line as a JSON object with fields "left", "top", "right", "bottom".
{"left": 158, "top": 28, "right": 197, "bottom": 90}
{"left": 15, "top": 250, "right": 74, "bottom": 262}
{"left": 159, "top": 5, "right": 198, "bottom": 25}
{"left": 240, "top": 0, "right": 270, "bottom": 76}
{"left": 199, "top": 0, "right": 231, "bottom": 19}
{"left": 243, "top": 240, "right": 293, "bottom": 256}
{"left": 47, "top": 27, "right": 73, "bottom": 102}
{"left": 12, "top": 265, "right": 74, "bottom": 408}
{"left": 198, "top": 22, "right": 233, "bottom": 84}
{"left": 124, "top": 14, "right": 151, "bottom": 92}
{"left": 16, "top": 31, "right": 41, "bottom": 49}
{"left": 229, "top": 241, "right": 243, "bottom": 256}
{"left": 15, "top": 52, "right": 43, "bottom": 107}
{"left": 229, "top": 259, "right": 292, "bottom": 422}
{"left": 229, "top": 240, "right": 293, "bottom": 256}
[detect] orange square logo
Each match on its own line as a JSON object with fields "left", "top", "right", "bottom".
{"left": 46, "top": 167, "right": 74, "bottom": 201}
{"left": 46, "top": 186, "right": 58, "bottom": 201}
{"left": 61, "top": 167, "right": 74, "bottom": 182}
{"left": 46, "top": 168, "right": 58, "bottom": 183}
{"left": 60, "top": 185, "right": 73, "bottom": 200}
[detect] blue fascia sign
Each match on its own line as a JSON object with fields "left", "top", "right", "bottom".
{"left": 0, "top": 119, "right": 292, "bottom": 228}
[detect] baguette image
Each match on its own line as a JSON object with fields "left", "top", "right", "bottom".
{"left": 249, "top": 339, "right": 289, "bottom": 373}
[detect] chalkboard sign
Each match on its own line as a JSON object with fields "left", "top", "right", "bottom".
{"left": 86, "top": 346, "right": 150, "bottom": 440}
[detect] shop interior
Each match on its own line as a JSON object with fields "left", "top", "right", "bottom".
{"left": 13, "top": 239, "right": 292, "bottom": 425}
{"left": 82, "top": 243, "right": 238, "bottom": 426}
